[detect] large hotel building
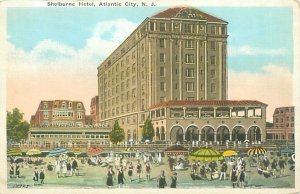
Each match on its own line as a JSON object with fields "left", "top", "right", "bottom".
{"left": 98, "top": 7, "right": 267, "bottom": 143}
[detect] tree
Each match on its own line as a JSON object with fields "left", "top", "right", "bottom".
{"left": 142, "top": 117, "right": 154, "bottom": 141}
{"left": 109, "top": 120, "right": 125, "bottom": 144}
{"left": 7, "top": 108, "right": 30, "bottom": 143}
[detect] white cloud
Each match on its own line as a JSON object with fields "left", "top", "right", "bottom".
{"left": 5, "top": 18, "right": 138, "bottom": 121}
{"left": 228, "top": 45, "right": 290, "bottom": 56}
{"left": 228, "top": 64, "right": 293, "bottom": 122}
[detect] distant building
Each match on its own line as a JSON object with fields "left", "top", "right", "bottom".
{"left": 90, "top": 96, "right": 99, "bottom": 124}
{"left": 30, "top": 100, "right": 86, "bottom": 127}
{"left": 266, "top": 106, "right": 295, "bottom": 140}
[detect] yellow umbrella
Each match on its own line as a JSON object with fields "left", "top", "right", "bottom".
{"left": 188, "top": 148, "right": 224, "bottom": 161}
{"left": 223, "top": 150, "right": 237, "bottom": 157}
{"left": 26, "top": 149, "right": 41, "bottom": 156}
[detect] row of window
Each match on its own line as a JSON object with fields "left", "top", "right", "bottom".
{"left": 159, "top": 53, "right": 216, "bottom": 65}
{"left": 47, "top": 111, "right": 83, "bottom": 119}
{"left": 159, "top": 39, "right": 218, "bottom": 50}
{"left": 159, "top": 82, "right": 216, "bottom": 93}
{"left": 149, "top": 22, "right": 226, "bottom": 35}
{"left": 275, "top": 116, "right": 295, "bottom": 123}
{"left": 159, "top": 67, "right": 216, "bottom": 78}
{"left": 31, "top": 134, "right": 109, "bottom": 139}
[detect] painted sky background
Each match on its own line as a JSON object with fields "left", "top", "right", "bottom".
{"left": 6, "top": 6, "right": 294, "bottom": 122}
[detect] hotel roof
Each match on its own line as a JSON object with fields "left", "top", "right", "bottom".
{"left": 152, "top": 7, "right": 227, "bottom": 23}
{"left": 150, "top": 100, "right": 267, "bottom": 109}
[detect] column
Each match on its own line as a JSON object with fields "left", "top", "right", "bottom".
{"left": 204, "top": 40, "right": 207, "bottom": 100}
{"left": 198, "top": 107, "right": 201, "bottom": 118}
{"left": 245, "top": 133, "right": 248, "bottom": 141}
{"left": 179, "top": 40, "right": 182, "bottom": 100}
{"left": 245, "top": 107, "right": 248, "bottom": 118}
{"left": 183, "top": 107, "right": 186, "bottom": 118}
{"left": 196, "top": 40, "right": 199, "bottom": 100}
{"left": 213, "top": 107, "right": 217, "bottom": 118}
{"left": 198, "top": 130, "right": 201, "bottom": 141}
{"left": 229, "top": 107, "right": 232, "bottom": 117}
{"left": 229, "top": 133, "right": 232, "bottom": 141}
{"left": 214, "top": 132, "right": 217, "bottom": 143}
{"left": 170, "top": 39, "right": 173, "bottom": 100}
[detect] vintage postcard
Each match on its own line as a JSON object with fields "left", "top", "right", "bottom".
{"left": 0, "top": 0, "right": 299, "bottom": 193}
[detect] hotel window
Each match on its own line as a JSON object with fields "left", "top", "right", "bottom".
{"left": 184, "top": 24, "right": 193, "bottom": 33}
{"left": 121, "top": 94, "right": 125, "bottom": 101}
{"left": 54, "top": 101, "right": 58, "bottom": 108}
{"left": 200, "top": 70, "right": 203, "bottom": 76}
{"left": 127, "top": 91, "right": 130, "bottom": 100}
{"left": 150, "top": 22, "right": 155, "bottom": 31}
{"left": 127, "top": 104, "right": 130, "bottom": 112}
{"left": 200, "top": 84, "right": 203, "bottom": 91}
{"left": 211, "top": 70, "right": 216, "bottom": 78}
{"left": 160, "top": 82, "right": 166, "bottom": 91}
{"left": 121, "top": 106, "right": 124, "bottom": 113}
{"left": 141, "top": 57, "right": 145, "bottom": 66}
{"left": 132, "top": 102, "right": 136, "bottom": 111}
{"left": 160, "top": 53, "right": 165, "bottom": 63}
{"left": 160, "top": 23, "right": 166, "bottom": 31}
{"left": 211, "top": 26, "right": 216, "bottom": 34}
{"left": 185, "top": 54, "right": 194, "bottom": 64}
{"left": 185, "top": 40, "right": 194, "bottom": 48}
{"left": 132, "top": 64, "right": 136, "bottom": 73}
{"left": 126, "top": 67, "right": 130, "bottom": 77}
{"left": 175, "top": 55, "right": 178, "bottom": 62}
{"left": 126, "top": 79, "right": 130, "bottom": 88}
{"left": 291, "top": 116, "right": 294, "bottom": 122}
{"left": 160, "top": 67, "right": 165, "bottom": 77}
{"left": 62, "top": 102, "right": 66, "bottom": 108}
{"left": 77, "top": 103, "right": 82, "bottom": 109}
{"left": 160, "top": 97, "right": 166, "bottom": 102}
{"left": 221, "top": 26, "right": 226, "bottom": 34}
{"left": 132, "top": 88, "right": 136, "bottom": 98}
{"left": 132, "top": 76, "right": 136, "bottom": 85}
{"left": 211, "top": 83, "right": 216, "bottom": 93}
{"left": 186, "top": 68, "right": 195, "bottom": 77}
{"left": 210, "top": 41, "right": 216, "bottom": 50}
{"left": 159, "top": 39, "right": 165, "bottom": 48}
{"left": 187, "top": 97, "right": 195, "bottom": 101}
{"left": 121, "top": 71, "right": 125, "bottom": 80}
{"left": 132, "top": 51, "right": 136, "bottom": 59}
{"left": 126, "top": 56, "right": 129, "bottom": 63}
{"left": 121, "top": 82, "right": 125, "bottom": 91}
{"left": 186, "top": 82, "right": 195, "bottom": 92}
{"left": 211, "top": 56, "right": 216, "bottom": 65}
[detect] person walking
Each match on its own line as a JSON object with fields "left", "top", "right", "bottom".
{"left": 55, "top": 159, "right": 61, "bottom": 178}
{"left": 62, "top": 160, "right": 67, "bottom": 177}
{"left": 170, "top": 172, "right": 177, "bottom": 188}
{"left": 145, "top": 161, "right": 151, "bottom": 181}
{"left": 230, "top": 165, "right": 238, "bottom": 188}
{"left": 106, "top": 166, "right": 115, "bottom": 188}
{"left": 72, "top": 158, "right": 78, "bottom": 176}
{"left": 15, "top": 163, "right": 20, "bottom": 178}
{"left": 39, "top": 167, "right": 45, "bottom": 184}
{"left": 136, "top": 160, "right": 142, "bottom": 182}
{"left": 127, "top": 162, "right": 134, "bottom": 182}
{"left": 9, "top": 163, "right": 14, "bottom": 178}
{"left": 278, "top": 157, "right": 285, "bottom": 177}
{"left": 219, "top": 160, "right": 227, "bottom": 181}
{"left": 33, "top": 167, "right": 39, "bottom": 185}
{"left": 271, "top": 158, "right": 278, "bottom": 178}
{"left": 117, "top": 166, "right": 126, "bottom": 188}
{"left": 157, "top": 170, "right": 167, "bottom": 188}
{"left": 238, "top": 167, "right": 246, "bottom": 188}
{"left": 67, "top": 160, "right": 72, "bottom": 176}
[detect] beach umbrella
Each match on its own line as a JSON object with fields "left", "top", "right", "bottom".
{"left": 7, "top": 148, "right": 22, "bottom": 156}
{"left": 223, "top": 150, "right": 238, "bottom": 157}
{"left": 48, "top": 147, "right": 69, "bottom": 157}
{"left": 188, "top": 148, "right": 224, "bottom": 161}
{"left": 70, "top": 148, "right": 81, "bottom": 155}
{"left": 26, "top": 149, "right": 42, "bottom": 156}
{"left": 247, "top": 147, "right": 267, "bottom": 156}
{"left": 164, "top": 145, "right": 189, "bottom": 155}
{"left": 87, "top": 147, "right": 103, "bottom": 156}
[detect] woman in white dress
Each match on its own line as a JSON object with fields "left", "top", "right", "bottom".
{"left": 62, "top": 160, "right": 67, "bottom": 177}
{"left": 55, "top": 159, "right": 61, "bottom": 178}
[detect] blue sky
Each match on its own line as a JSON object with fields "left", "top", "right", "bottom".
{"left": 7, "top": 6, "right": 293, "bottom": 72}
{"left": 6, "top": 6, "right": 294, "bottom": 122}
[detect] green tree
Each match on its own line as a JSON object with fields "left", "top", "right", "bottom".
{"left": 7, "top": 108, "right": 30, "bottom": 143}
{"left": 142, "top": 117, "right": 154, "bottom": 141}
{"left": 109, "top": 120, "right": 125, "bottom": 144}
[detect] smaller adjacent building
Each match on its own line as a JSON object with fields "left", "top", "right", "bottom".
{"left": 89, "top": 96, "right": 99, "bottom": 124}
{"left": 29, "top": 100, "right": 110, "bottom": 147}
{"left": 30, "top": 100, "right": 86, "bottom": 127}
{"left": 266, "top": 106, "right": 295, "bottom": 141}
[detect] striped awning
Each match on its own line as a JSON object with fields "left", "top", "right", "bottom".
{"left": 188, "top": 148, "right": 224, "bottom": 161}
{"left": 7, "top": 148, "right": 22, "bottom": 156}
{"left": 247, "top": 147, "right": 267, "bottom": 156}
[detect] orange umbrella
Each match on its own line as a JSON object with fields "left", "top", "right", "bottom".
{"left": 87, "top": 147, "right": 103, "bottom": 156}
